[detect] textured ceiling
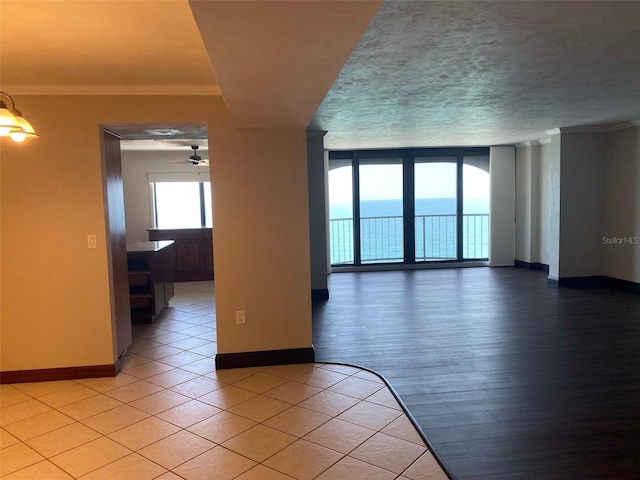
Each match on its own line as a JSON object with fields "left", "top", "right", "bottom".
{"left": 2, "top": 1, "right": 639, "bottom": 150}
{"left": 104, "top": 124, "right": 209, "bottom": 154}
{"left": 310, "top": 1, "right": 640, "bottom": 148}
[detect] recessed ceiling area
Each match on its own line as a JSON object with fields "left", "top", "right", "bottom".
{"left": 119, "top": 139, "right": 209, "bottom": 154}
{"left": 104, "top": 124, "right": 209, "bottom": 152}
{"left": 0, "top": 0, "right": 218, "bottom": 95}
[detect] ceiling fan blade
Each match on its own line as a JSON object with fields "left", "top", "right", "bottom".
{"left": 164, "top": 146, "right": 209, "bottom": 166}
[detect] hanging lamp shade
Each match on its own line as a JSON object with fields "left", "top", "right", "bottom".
{"left": 0, "top": 101, "right": 22, "bottom": 137}
{"left": 9, "top": 110, "right": 39, "bottom": 142}
{"left": 0, "top": 92, "right": 39, "bottom": 141}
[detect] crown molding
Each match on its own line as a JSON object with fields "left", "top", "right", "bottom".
{"left": 515, "top": 140, "right": 545, "bottom": 148}
{"left": 539, "top": 120, "right": 640, "bottom": 143}
{"left": 559, "top": 120, "right": 640, "bottom": 134}
{"left": 0, "top": 84, "right": 222, "bottom": 96}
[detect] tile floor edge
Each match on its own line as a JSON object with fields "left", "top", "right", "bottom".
{"left": 318, "top": 361, "right": 456, "bottom": 480}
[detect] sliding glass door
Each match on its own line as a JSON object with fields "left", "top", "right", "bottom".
{"left": 359, "top": 158, "right": 403, "bottom": 263}
{"left": 328, "top": 148, "right": 489, "bottom": 266}
{"left": 463, "top": 155, "right": 490, "bottom": 259}
{"left": 328, "top": 159, "right": 354, "bottom": 265}
{"left": 414, "top": 157, "right": 458, "bottom": 261}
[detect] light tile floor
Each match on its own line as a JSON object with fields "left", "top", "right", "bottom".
{"left": 0, "top": 282, "right": 448, "bottom": 479}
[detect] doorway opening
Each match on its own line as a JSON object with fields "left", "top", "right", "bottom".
{"left": 101, "top": 123, "right": 213, "bottom": 357}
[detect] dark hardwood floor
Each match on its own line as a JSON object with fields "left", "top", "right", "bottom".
{"left": 312, "top": 267, "right": 640, "bottom": 480}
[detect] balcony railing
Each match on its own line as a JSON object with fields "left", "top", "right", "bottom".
{"left": 330, "top": 214, "right": 489, "bottom": 264}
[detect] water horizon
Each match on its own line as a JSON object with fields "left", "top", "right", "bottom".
{"left": 329, "top": 198, "right": 489, "bottom": 263}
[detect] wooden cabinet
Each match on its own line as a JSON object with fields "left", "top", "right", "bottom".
{"left": 127, "top": 241, "right": 175, "bottom": 324}
{"left": 148, "top": 228, "right": 213, "bottom": 282}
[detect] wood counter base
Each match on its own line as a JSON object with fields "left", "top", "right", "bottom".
{"left": 148, "top": 228, "right": 213, "bottom": 282}
{"left": 127, "top": 241, "right": 175, "bottom": 324}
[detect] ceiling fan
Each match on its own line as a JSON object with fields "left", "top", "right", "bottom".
{"left": 166, "top": 145, "right": 209, "bottom": 166}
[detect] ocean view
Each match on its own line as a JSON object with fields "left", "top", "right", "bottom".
{"left": 329, "top": 198, "right": 490, "bottom": 264}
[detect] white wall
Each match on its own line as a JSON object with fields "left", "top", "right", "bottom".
{"left": 603, "top": 125, "right": 640, "bottom": 283}
{"left": 306, "top": 132, "right": 329, "bottom": 294}
{"left": 515, "top": 145, "right": 532, "bottom": 262}
{"left": 516, "top": 143, "right": 543, "bottom": 265}
{"left": 530, "top": 144, "right": 542, "bottom": 263}
{"left": 489, "top": 146, "right": 515, "bottom": 266}
{"left": 121, "top": 150, "right": 210, "bottom": 244}
{"left": 547, "top": 133, "right": 562, "bottom": 279}
{"left": 538, "top": 141, "right": 552, "bottom": 267}
{"left": 523, "top": 126, "right": 640, "bottom": 284}
{"left": 558, "top": 132, "right": 606, "bottom": 278}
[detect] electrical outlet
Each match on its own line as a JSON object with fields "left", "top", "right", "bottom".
{"left": 236, "top": 310, "right": 246, "bottom": 325}
{"left": 87, "top": 234, "right": 97, "bottom": 249}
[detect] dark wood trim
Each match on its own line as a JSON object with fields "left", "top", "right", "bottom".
{"left": 128, "top": 241, "right": 175, "bottom": 324}
{"left": 557, "top": 275, "right": 606, "bottom": 288}
{"left": 114, "top": 356, "right": 122, "bottom": 376}
{"left": 215, "top": 347, "right": 315, "bottom": 370}
{"left": 604, "top": 276, "right": 640, "bottom": 293}
{"left": 101, "top": 129, "right": 132, "bottom": 358}
{"left": 547, "top": 274, "right": 640, "bottom": 293}
{"left": 532, "top": 263, "right": 550, "bottom": 273}
{"left": 514, "top": 259, "right": 550, "bottom": 273}
{"left": 0, "top": 362, "right": 119, "bottom": 384}
{"left": 311, "top": 288, "right": 330, "bottom": 301}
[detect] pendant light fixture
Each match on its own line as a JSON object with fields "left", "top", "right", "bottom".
{"left": 0, "top": 91, "right": 39, "bottom": 142}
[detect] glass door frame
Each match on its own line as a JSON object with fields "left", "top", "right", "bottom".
{"left": 413, "top": 155, "right": 460, "bottom": 262}
{"left": 357, "top": 156, "right": 404, "bottom": 264}
{"left": 329, "top": 147, "right": 489, "bottom": 267}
